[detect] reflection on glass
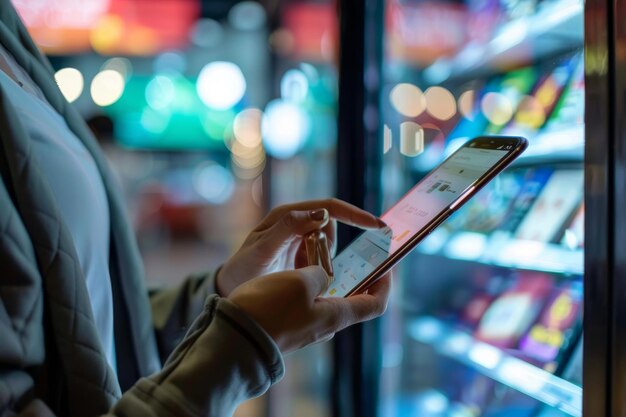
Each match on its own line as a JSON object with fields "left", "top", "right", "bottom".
{"left": 384, "top": 124, "right": 392, "bottom": 154}
{"left": 400, "top": 121, "right": 424, "bottom": 157}
{"left": 389, "top": 83, "right": 426, "bottom": 117}
{"left": 425, "top": 86, "right": 457, "bottom": 121}
{"left": 458, "top": 89, "right": 476, "bottom": 120}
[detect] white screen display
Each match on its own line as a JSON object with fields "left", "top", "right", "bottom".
{"left": 325, "top": 146, "right": 509, "bottom": 297}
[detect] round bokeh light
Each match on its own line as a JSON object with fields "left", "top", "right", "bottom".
{"left": 192, "top": 162, "right": 235, "bottom": 204}
{"left": 55, "top": 67, "right": 84, "bottom": 103}
{"left": 196, "top": 61, "right": 246, "bottom": 110}
{"left": 91, "top": 69, "right": 125, "bottom": 107}
{"left": 390, "top": 83, "right": 426, "bottom": 118}
{"left": 262, "top": 99, "right": 310, "bottom": 159}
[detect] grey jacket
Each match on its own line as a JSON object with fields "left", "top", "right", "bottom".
{"left": 0, "top": 2, "right": 284, "bottom": 416}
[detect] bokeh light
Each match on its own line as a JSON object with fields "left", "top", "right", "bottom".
{"left": 233, "top": 108, "right": 263, "bottom": 147}
{"left": 425, "top": 86, "right": 456, "bottom": 121}
{"left": 400, "top": 121, "right": 424, "bottom": 157}
{"left": 231, "top": 140, "right": 265, "bottom": 167}
{"left": 90, "top": 14, "right": 125, "bottom": 54}
{"left": 384, "top": 124, "right": 392, "bottom": 154}
{"left": 320, "top": 30, "right": 335, "bottom": 62}
{"left": 140, "top": 107, "right": 170, "bottom": 134}
{"left": 190, "top": 19, "right": 223, "bottom": 48}
{"left": 262, "top": 99, "right": 310, "bottom": 159}
{"left": 418, "top": 390, "right": 449, "bottom": 414}
{"left": 228, "top": 1, "right": 267, "bottom": 31}
{"left": 232, "top": 158, "right": 266, "bottom": 180}
{"left": 145, "top": 75, "right": 176, "bottom": 111}
{"left": 54, "top": 67, "right": 84, "bottom": 103}
{"left": 230, "top": 138, "right": 266, "bottom": 180}
{"left": 481, "top": 92, "right": 514, "bottom": 126}
{"left": 411, "top": 124, "right": 446, "bottom": 171}
{"left": 91, "top": 69, "right": 125, "bottom": 106}
{"left": 101, "top": 57, "right": 133, "bottom": 80}
{"left": 154, "top": 51, "right": 187, "bottom": 74}
{"left": 390, "top": 83, "right": 426, "bottom": 118}
{"left": 196, "top": 61, "right": 246, "bottom": 110}
{"left": 280, "top": 69, "right": 309, "bottom": 103}
{"left": 269, "top": 28, "right": 295, "bottom": 55}
{"left": 299, "top": 63, "right": 319, "bottom": 82}
{"left": 201, "top": 108, "right": 236, "bottom": 141}
{"left": 192, "top": 162, "right": 235, "bottom": 204}
{"left": 458, "top": 90, "right": 476, "bottom": 119}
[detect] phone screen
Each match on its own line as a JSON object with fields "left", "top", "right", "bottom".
{"left": 324, "top": 139, "right": 524, "bottom": 297}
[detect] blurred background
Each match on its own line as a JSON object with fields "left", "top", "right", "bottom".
{"left": 12, "top": 0, "right": 599, "bottom": 416}
{"left": 12, "top": 0, "right": 339, "bottom": 415}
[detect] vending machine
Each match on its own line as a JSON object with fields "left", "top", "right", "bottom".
{"left": 333, "top": 0, "right": 625, "bottom": 416}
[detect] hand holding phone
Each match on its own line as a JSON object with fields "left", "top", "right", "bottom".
{"left": 324, "top": 136, "right": 528, "bottom": 298}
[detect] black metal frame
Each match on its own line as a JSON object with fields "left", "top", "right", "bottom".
{"left": 333, "top": 0, "right": 367, "bottom": 413}
{"left": 584, "top": 0, "right": 618, "bottom": 414}
{"left": 334, "top": 1, "right": 384, "bottom": 417}
{"left": 608, "top": 0, "right": 626, "bottom": 415}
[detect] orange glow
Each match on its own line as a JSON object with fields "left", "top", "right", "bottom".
{"left": 14, "top": 0, "right": 199, "bottom": 55}
{"left": 90, "top": 14, "right": 125, "bottom": 54}
{"left": 12, "top": 0, "right": 109, "bottom": 53}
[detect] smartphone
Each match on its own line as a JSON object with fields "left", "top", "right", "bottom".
{"left": 324, "top": 136, "right": 528, "bottom": 298}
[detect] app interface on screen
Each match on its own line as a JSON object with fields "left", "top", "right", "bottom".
{"left": 324, "top": 146, "right": 510, "bottom": 297}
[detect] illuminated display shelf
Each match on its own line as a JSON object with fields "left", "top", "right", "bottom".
{"left": 408, "top": 316, "right": 582, "bottom": 416}
{"left": 424, "top": 0, "right": 583, "bottom": 83}
{"left": 419, "top": 230, "right": 583, "bottom": 275}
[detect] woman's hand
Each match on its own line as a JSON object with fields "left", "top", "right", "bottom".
{"left": 216, "top": 199, "right": 384, "bottom": 296}
{"left": 228, "top": 266, "right": 392, "bottom": 353}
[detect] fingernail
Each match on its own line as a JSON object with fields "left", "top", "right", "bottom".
{"left": 377, "top": 218, "right": 387, "bottom": 228}
{"left": 310, "top": 208, "right": 328, "bottom": 222}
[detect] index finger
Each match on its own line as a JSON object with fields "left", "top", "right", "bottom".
{"left": 257, "top": 198, "right": 383, "bottom": 231}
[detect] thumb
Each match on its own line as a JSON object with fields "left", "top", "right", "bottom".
{"left": 261, "top": 209, "right": 329, "bottom": 251}
{"left": 298, "top": 265, "right": 332, "bottom": 298}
